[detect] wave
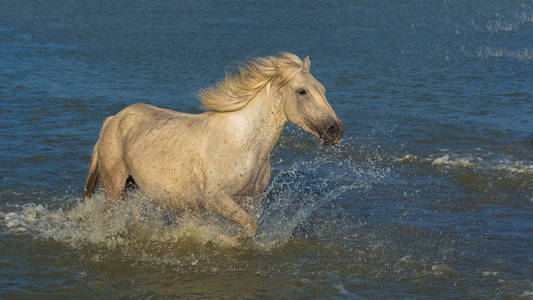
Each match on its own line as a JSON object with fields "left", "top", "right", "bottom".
{"left": 458, "top": 45, "right": 533, "bottom": 62}
{"left": 396, "top": 153, "right": 533, "bottom": 175}
{"left": 484, "top": 9, "right": 533, "bottom": 34}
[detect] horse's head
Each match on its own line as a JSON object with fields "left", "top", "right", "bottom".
{"left": 282, "top": 56, "right": 344, "bottom": 146}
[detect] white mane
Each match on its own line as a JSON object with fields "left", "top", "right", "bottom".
{"left": 198, "top": 52, "right": 303, "bottom": 112}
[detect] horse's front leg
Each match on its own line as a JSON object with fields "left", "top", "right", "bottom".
{"left": 206, "top": 193, "right": 257, "bottom": 237}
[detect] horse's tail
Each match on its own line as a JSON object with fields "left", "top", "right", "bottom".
{"left": 82, "top": 116, "right": 113, "bottom": 201}
{"left": 82, "top": 143, "right": 100, "bottom": 201}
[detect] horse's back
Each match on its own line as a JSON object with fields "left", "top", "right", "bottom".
{"left": 117, "top": 103, "right": 196, "bottom": 124}
{"left": 111, "top": 103, "right": 206, "bottom": 138}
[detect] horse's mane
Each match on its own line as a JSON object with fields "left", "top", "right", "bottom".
{"left": 198, "top": 52, "right": 303, "bottom": 112}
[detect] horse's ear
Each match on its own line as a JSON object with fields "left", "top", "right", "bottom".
{"left": 303, "top": 56, "right": 311, "bottom": 71}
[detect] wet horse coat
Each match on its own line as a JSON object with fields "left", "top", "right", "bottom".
{"left": 83, "top": 53, "right": 344, "bottom": 237}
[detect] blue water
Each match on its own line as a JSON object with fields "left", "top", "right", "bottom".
{"left": 1, "top": 0, "right": 532, "bottom": 298}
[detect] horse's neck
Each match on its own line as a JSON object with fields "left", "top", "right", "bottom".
{"left": 225, "top": 88, "right": 287, "bottom": 156}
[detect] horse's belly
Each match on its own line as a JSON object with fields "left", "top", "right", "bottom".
{"left": 128, "top": 158, "right": 206, "bottom": 210}
{"left": 137, "top": 179, "right": 204, "bottom": 211}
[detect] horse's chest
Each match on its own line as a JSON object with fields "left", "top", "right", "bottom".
{"left": 228, "top": 159, "right": 271, "bottom": 196}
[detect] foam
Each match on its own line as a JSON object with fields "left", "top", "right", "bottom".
{"left": 494, "top": 161, "right": 533, "bottom": 175}
{"left": 520, "top": 290, "right": 533, "bottom": 298}
{"left": 476, "top": 47, "right": 532, "bottom": 61}
{"left": 431, "top": 264, "right": 456, "bottom": 277}
{"left": 481, "top": 271, "right": 498, "bottom": 277}
{"left": 431, "top": 155, "right": 475, "bottom": 168}
{"left": 485, "top": 9, "right": 533, "bottom": 33}
{"left": 395, "top": 154, "right": 418, "bottom": 163}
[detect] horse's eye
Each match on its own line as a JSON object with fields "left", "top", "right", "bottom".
{"left": 297, "top": 89, "right": 307, "bottom": 96}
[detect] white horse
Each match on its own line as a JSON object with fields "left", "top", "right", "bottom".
{"left": 83, "top": 53, "right": 344, "bottom": 237}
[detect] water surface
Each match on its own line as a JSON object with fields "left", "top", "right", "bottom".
{"left": 1, "top": 0, "right": 532, "bottom": 298}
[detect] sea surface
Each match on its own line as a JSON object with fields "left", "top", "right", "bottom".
{"left": 1, "top": 0, "right": 532, "bottom": 298}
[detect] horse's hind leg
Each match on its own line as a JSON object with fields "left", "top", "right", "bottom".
{"left": 100, "top": 164, "right": 128, "bottom": 202}
{"left": 95, "top": 116, "right": 130, "bottom": 204}
{"left": 98, "top": 150, "right": 129, "bottom": 203}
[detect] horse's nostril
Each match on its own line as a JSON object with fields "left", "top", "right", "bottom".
{"left": 327, "top": 125, "right": 338, "bottom": 136}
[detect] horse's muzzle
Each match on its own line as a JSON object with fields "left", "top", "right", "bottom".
{"left": 321, "top": 120, "right": 344, "bottom": 146}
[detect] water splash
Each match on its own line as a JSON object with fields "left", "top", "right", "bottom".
{"left": 255, "top": 136, "right": 393, "bottom": 248}
{"left": 1, "top": 136, "right": 393, "bottom": 254}
{"left": 2, "top": 192, "right": 242, "bottom": 249}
